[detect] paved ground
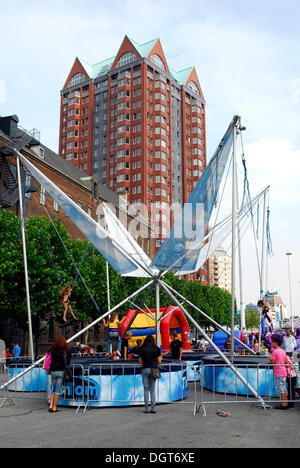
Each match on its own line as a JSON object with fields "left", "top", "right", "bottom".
{"left": 0, "top": 387, "right": 299, "bottom": 449}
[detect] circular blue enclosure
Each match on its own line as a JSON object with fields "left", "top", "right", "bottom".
{"left": 6, "top": 357, "right": 189, "bottom": 407}
{"left": 163, "top": 352, "right": 207, "bottom": 381}
{"left": 201, "top": 354, "right": 280, "bottom": 397}
{"left": 48, "top": 358, "right": 189, "bottom": 408}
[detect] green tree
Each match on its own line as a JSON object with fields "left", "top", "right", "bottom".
{"left": 245, "top": 304, "right": 260, "bottom": 329}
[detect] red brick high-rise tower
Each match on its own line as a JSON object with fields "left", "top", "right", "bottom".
{"left": 59, "top": 36, "right": 208, "bottom": 283}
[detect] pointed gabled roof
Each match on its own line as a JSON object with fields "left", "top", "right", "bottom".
{"left": 78, "top": 56, "right": 116, "bottom": 80}
{"left": 169, "top": 67, "right": 194, "bottom": 86}
{"left": 128, "top": 37, "right": 158, "bottom": 58}
{"left": 63, "top": 57, "right": 91, "bottom": 89}
{"left": 91, "top": 56, "right": 116, "bottom": 78}
{"left": 78, "top": 58, "right": 94, "bottom": 78}
{"left": 66, "top": 37, "right": 201, "bottom": 92}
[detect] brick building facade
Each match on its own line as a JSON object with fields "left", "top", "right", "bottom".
{"left": 59, "top": 36, "right": 209, "bottom": 284}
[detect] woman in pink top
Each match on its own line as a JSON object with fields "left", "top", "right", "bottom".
{"left": 268, "top": 337, "right": 289, "bottom": 410}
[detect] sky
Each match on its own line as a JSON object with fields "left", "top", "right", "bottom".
{"left": 0, "top": 0, "right": 299, "bottom": 316}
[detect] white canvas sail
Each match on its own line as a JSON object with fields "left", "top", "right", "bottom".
{"left": 176, "top": 187, "right": 269, "bottom": 275}
{"left": 19, "top": 154, "right": 148, "bottom": 277}
{"left": 151, "top": 116, "right": 240, "bottom": 274}
{"left": 102, "top": 203, "right": 157, "bottom": 277}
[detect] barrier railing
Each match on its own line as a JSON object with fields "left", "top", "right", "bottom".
{"left": 0, "top": 361, "right": 47, "bottom": 396}
{"left": 4, "top": 358, "right": 299, "bottom": 417}
{"left": 199, "top": 362, "right": 300, "bottom": 416}
{"left": 48, "top": 362, "right": 199, "bottom": 415}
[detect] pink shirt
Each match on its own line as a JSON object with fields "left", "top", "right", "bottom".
{"left": 271, "top": 348, "right": 288, "bottom": 378}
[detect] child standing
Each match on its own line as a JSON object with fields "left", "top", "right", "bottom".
{"left": 253, "top": 339, "right": 259, "bottom": 354}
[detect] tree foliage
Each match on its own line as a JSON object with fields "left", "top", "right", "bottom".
{"left": 245, "top": 303, "right": 260, "bottom": 329}
{"left": 0, "top": 207, "right": 234, "bottom": 338}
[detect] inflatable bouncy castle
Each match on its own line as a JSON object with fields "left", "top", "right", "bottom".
{"left": 212, "top": 331, "right": 244, "bottom": 351}
{"left": 119, "top": 306, "right": 191, "bottom": 353}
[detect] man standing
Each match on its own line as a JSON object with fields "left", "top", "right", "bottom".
{"left": 282, "top": 329, "right": 297, "bottom": 357}
{"left": 163, "top": 331, "right": 183, "bottom": 360}
{"left": 268, "top": 337, "right": 289, "bottom": 410}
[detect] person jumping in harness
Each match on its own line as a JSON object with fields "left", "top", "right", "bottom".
{"left": 60, "top": 284, "right": 78, "bottom": 323}
{"left": 257, "top": 300, "right": 273, "bottom": 336}
{"left": 103, "top": 313, "right": 125, "bottom": 354}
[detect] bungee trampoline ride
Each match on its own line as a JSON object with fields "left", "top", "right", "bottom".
{"left": 1, "top": 115, "right": 275, "bottom": 409}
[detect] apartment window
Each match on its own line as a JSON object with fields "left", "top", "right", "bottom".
{"left": 38, "top": 147, "right": 44, "bottom": 159}
{"left": 69, "top": 73, "right": 86, "bottom": 87}
{"left": 117, "top": 52, "right": 136, "bottom": 68}
{"left": 189, "top": 81, "right": 200, "bottom": 95}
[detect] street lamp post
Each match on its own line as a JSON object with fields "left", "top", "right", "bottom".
{"left": 286, "top": 252, "right": 294, "bottom": 332}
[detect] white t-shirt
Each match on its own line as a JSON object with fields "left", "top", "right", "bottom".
{"left": 283, "top": 335, "right": 297, "bottom": 353}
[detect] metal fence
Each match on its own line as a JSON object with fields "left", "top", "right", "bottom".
{"left": 0, "top": 360, "right": 200, "bottom": 415}
{"left": 53, "top": 362, "right": 199, "bottom": 415}
{"left": 1, "top": 359, "right": 299, "bottom": 417}
{"left": 198, "top": 362, "right": 300, "bottom": 416}
{"left": 0, "top": 361, "right": 47, "bottom": 396}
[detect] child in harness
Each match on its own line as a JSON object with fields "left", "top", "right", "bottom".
{"left": 103, "top": 313, "right": 125, "bottom": 354}
{"left": 60, "top": 284, "right": 78, "bottom": 323}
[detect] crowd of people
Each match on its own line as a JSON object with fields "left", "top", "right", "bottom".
{"left": 46, "top": 327, "right": 184, "bottom": 415}
{"left": 6, "top": 304, "right": 300, "bottom": 415}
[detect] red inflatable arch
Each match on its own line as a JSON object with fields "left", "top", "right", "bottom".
{"left": 120, "top": 306, "right": 191, "bottom": 353}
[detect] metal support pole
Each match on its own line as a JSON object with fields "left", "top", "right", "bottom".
{"left": 235, "top": 148, "right": 245, "bottom": 330}
{"left": 286, "top": 253, "right": 294, "bottom": 332}
{"left": 231, "top": 123, "right": 237, "bottom": 362}
{"left": 106, "top": 261, "right": 111, "bottom": 314}
{"left": 16, "top": 156, "right": 35, "bottom": 363}
{"left": 259, "top": 190, "right": 268, "bottom": 353}
{"left": 155, "top": 280, "right": 161, "bottom": 348}
{"left": 159, "top": 280, "right": 265, "bottom": 405}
